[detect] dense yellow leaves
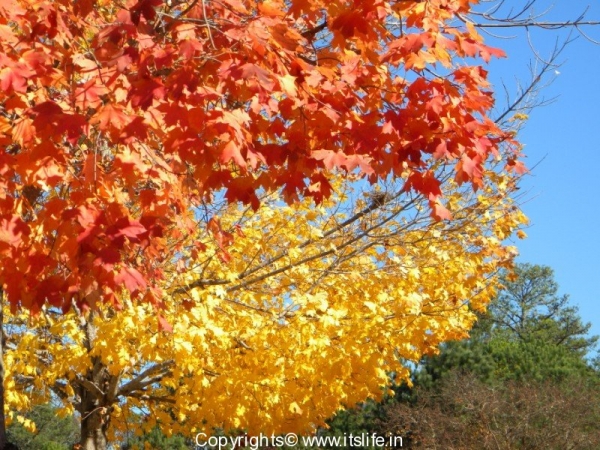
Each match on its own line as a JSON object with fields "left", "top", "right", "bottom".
{"left": 3, "top": 169, "right": 526, "bottom": 439}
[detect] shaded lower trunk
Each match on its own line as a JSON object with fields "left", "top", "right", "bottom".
{"left": 80, "top": 401, "right": 109, "bottom": 450}
{"left": 78, "top": 363, "right": 112, "bottom": 450}
{"left": 0, "top": 292, "right": 6, "bottom": 449}
{"left": 78, "top": 309, "right": 111, "bottom": 450}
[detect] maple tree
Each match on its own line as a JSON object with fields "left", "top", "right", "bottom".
{"left": 0, "top": 0, "right": 553, "bottom": 447}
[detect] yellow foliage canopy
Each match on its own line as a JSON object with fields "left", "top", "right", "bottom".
{"left": 4, "top": 170, "right": 527, "bottom": 439}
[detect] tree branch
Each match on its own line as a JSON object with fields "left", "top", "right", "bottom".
{"left": 75, "top": 376, "right": 105, "bottom": 400}
{"left": 118, "top": 361, "right": 174, "bottom": 397}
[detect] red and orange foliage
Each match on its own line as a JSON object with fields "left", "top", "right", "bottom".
{"left": 0, "top": 0, "right": 522, "bottom": 312}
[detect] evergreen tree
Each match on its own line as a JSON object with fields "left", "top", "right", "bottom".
{"left": 6, "top": 404, "right": 78, "bottom": 450}
{"left": 489, "top": 264, "right": 598, "bottom": 356}
{"left": 417, "top": 263, "right": 598, "bottom": 385}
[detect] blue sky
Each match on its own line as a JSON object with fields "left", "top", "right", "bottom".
{"left": 480, "top": 1, "right": 600, "bottom": 343}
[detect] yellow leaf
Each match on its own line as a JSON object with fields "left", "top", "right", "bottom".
{"left": 289, "top": 402, "right": 303, "bottom": 415}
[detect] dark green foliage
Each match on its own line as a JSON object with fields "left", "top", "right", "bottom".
{"left": 414, "top": 336, "right": 497, "bottom": 387}
{"left": 417, "top": 263, "right": 598, "bottom": 385}
{"left": 6, "top": 404, "right": 78, "bottom": 450}
{"left": 324, "top": 400, "right": 384, "bottom": 436}
{"left": 415, "top": 327, "right": 595, "bottom": 386}
{"left": 120, "top": 427, "right": 190, "bottom": 450}
{"left": 489, "top": 264, "right": 598, "bottom": 355}
{"left": 487, "top": 336, "right": 595, "bottom": 381}
{"left": 316, "top": 400, "right": 385, "bottom": 449}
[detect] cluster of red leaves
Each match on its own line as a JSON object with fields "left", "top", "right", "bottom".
{"left": 0, "top": 0, "right": 521, "bottom": 311}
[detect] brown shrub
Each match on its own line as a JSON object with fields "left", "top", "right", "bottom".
{"left": 378, "top": 373, "right": 600, "bottom": 450}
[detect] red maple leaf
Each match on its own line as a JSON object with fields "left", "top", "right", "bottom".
{"left": 404, "top": 171, "right": 442, "bottom": 198}
{"left": 129, "top": 78, "right": 166, "bottom": 109}
{"left": 0, "top": 216, "right": 29, "bottom": 247}
{"left": 225, "top": 177, "right": 260, "bottom": 210}
{"left": 93, "top": 104, "right": 131, "bottom": 131}
{"left": 130, "top": 0, "right": 162, "bottom": 25}
{"left": 106, "top": 217, "right": 147, "bottom": 247}
{"left": 331, "top": 10, "right": 370, "bottom": 38}
{"left": 75, "top": 79, "right": 108, "bottom": 109}
{"left": 0, "top": 61, "right": 35, "bottom": 93}
{"left": 430, "top": 196, "right": 453, "bottom": 221}
{"left": 157, "top": 314, "right": 173, "bottom": 332}
{"left": 115, "top": 267, "right": 148, "bottom": 292}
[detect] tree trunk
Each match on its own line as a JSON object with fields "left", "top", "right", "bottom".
{"left": 78, "top": 309, "right": 110, "bottom": 450}
{"left": 0, "top": 289, "right": 7, "bottom": 449}
{"left": 79, "top": 399, "right": 109, "bottom": 450}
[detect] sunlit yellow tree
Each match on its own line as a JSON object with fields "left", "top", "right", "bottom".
{"left": 3, "top": 162, "right": 526, "bottom": 449}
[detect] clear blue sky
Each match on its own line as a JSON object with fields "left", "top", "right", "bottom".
{"left": 481, "top": 1, "right": 600, "bottom": 343}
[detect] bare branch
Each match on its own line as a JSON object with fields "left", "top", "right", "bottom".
{"left": 126, "top": 392, "right": 176, "bottom": 404}
{"left": 118, "top": 361, "right": 174, "bottom": 397}
{"left": 75, "top": 376, "right": 105, "bottom": 400}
